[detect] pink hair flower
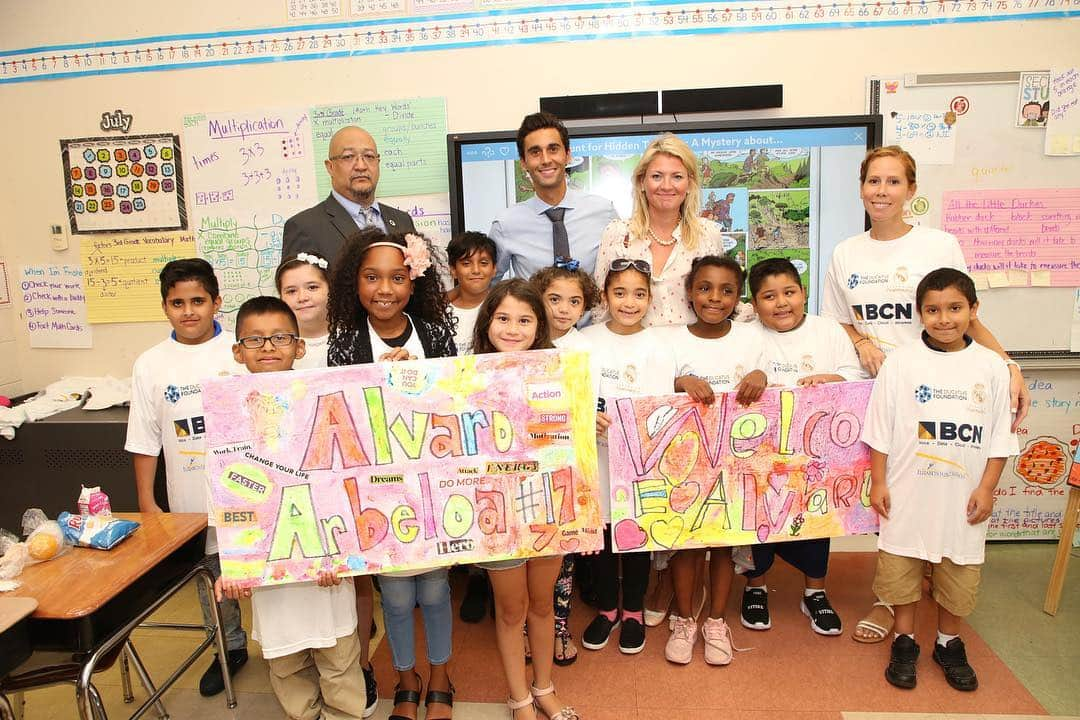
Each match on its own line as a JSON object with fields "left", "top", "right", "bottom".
{"left": 402, "top": 233, "right": 432, "bottom": 279}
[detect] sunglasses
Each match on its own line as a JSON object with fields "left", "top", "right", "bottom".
{"left": 609, "top": 258, "right": 652, "bottom": 275}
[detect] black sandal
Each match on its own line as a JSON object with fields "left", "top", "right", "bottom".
{"left": 553, "top": 620, "right": 578, "bottom": 666}
{"left": 388, "top": 672, "right": 423, "bottom": 720}
{"left": 424, "top": 681, "right": 456, "bottom": 720}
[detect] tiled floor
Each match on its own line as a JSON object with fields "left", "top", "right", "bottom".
{"left": 6, "top": 543, "right": 1079, "bottom": 719}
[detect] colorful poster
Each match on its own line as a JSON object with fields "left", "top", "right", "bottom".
{"left": 61, "top": 134, "right": 186, "bottom": 233}
{"left": 204, "top": 350, "right": 601, "bottom": 586}
{"left": 1045, "top": 66, "right": 1080, "bottom": 156}
{"left": 1016, "top": 71, "right": 1051, "bottom": 128}
{"left": 943, "top": 188, "right": 1080, "bottom": 287}
{"left": 80, "top": 232, "right": 197, "bottom": 323}
{"left": 607, "top": 383, "right": 877, "bottom": 553}
{"left": 19, "top": 264, "right": 93, "bottom": 348}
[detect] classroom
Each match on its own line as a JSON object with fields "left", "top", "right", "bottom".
{"left": 1, "top": 2, "right": 1079, "bottom": 719}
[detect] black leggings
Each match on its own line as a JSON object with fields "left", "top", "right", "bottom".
{"left": 746, "top": 538, "right": 830, "bottom": 580}
{"left": 594, "top": 524, "right": 652, "bottom": 612}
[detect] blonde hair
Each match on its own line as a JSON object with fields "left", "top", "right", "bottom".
{"left": 628, "top": 134, "right": 704, "bottom": 250}
{"left": 860, "top": 145, "right": 917, "bottom": 186}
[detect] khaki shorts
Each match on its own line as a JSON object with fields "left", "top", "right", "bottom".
{"left": 872, "top": 550, "right": 982, "bottom": 617}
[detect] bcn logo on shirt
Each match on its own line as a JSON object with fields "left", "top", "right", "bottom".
{"left": 851, "top": 303, "right": 913, "bottom": 322}
{"left": 917, "top": 421, "right": 983, "bottom": 444}
{"left": 174, "top": 415, "right": 206, "bottom": 438}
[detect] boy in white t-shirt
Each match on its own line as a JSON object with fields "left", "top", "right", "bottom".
{"left": 124, "top": 258, "right": 248, "bottom": 696}
{"left": 862, "top": 268, "right": 1017, "bottom": 692}
{"left": 739, "top": 258, "right": 865, "bottom": 637}
{"left": 445, "top": 231, "right": 498, "bottom": 356}
{"left": 216, "top": 296, "right": 367, "bottom": 720}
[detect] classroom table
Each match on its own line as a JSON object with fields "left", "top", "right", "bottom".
{"left": 0, "top": 513, "right": 236, "bottom": 720}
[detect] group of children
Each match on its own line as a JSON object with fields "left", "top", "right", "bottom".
{"left": 125, "top": 216, "right": 1016, "bottom": 719}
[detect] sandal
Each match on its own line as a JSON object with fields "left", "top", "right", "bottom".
{"left": 531, "top": 683, "right": 579, "bottom": 720}
{"left": 508, "top": 692, "right": 535, "bottom": 719}
{"left": 553, "top": 618, "right": 578, "bottom": 666}
{"left": 853, "top": 601, "right": 894, "bottom": 644}
{"left": 388, "top": 672, "right": 422, "bottom": 720}
{"left": 424, "top": 680, "right": 456, "bottom": 720}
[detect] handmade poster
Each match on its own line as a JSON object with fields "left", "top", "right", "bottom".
{"left": 19, "top": 264, "right": 92, "bottom": 348}
{"left": 1016, "top": 71, "right": 1051, "bottom": 128}
{"left": 943, "top": 188, "right": 1080, "bottom": 286}
{"left": 80, "top": 232, "right": 197, "bottom": 323}
{"left": 204, "top": 349, "right": 601, "bottom": 586}
{"left": 61, "top": 134, "right": 186, "bottom": 233}
{"left": 607, "top": 382, "right": 877, "bottom": 553}
{"left": 1045, "top": 67, "right": 1080, "bottom": 156}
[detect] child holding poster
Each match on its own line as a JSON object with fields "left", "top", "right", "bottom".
{"left": 659, "top": 255, "right": 768, "bottom": 667}
{"left": 471, "top": 279, "right": 578, "bottom": 720}
{"left": 125, "top": 258, "right": 249, "bottom": 697}
{"left": 530, "top": 261, "right": 602, "bottom": 666}
{"left": 739, "top": 257, "right": 864, "bottom": 637}
{"left": 216, "top": 295, "right": 369, "bottom": 720}
{"left": 862, "top": 268, "right": 1018, "bottom": 692}
{"left": 579, "top": 259, "right": 672, "bottom": 655}
{"left": 327, "top": 228, "right": 457, "bottom": 720}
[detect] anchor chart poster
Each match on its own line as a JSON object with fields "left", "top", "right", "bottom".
{"left": 204, "top": 350, "right": 600, "bottom": 586}
{"left": 608, "top": 382, "right": 878, "bottom": 553}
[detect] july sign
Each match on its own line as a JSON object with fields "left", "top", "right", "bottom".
{"left": 203, "top": 350, "right": 601, "bottom": 586}
{"left": 608, "top": 382, "right": 878, "bottom": 552}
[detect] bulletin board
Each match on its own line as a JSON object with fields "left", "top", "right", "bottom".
{"left": 867, "top": 72, "right": 1079, "bottom": 356}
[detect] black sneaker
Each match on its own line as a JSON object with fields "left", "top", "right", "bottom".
{"left": 933, "top": 637, "right": 978, "bottom": 691}
{"left": 885, "top": 635, "right": 920, "bottom": 689}
{"left": 618, "top": 616, "right": 646, "bottom": 654}
{"left": 459, "top": 573, "right": 489, "bottom": 624}
{"left": 581, "top": 613, "right": 620, "bottom": 650}
{"left": 741, "top": 587, "right": 771, "bottom": 630}
{"left": 800, "top": 591, "right": 842, "bottom": 635}
{"left": 362, "top": 663, "right": 378, "bottom": 718}
{"left": 198, "top": 648, "right": 248, "bottom": 697}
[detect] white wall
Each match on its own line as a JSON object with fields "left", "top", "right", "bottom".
{"left": 0, "top": 4, "right": 1076, "bottom": 392}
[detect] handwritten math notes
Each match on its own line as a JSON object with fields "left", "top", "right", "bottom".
{"left": 943, "top": 188, "right": 1080, "bottom": 287}
{"left": 20, "top": 265, "right": 92, "bottom": 348}
{"left": 885, "top": 110, "right": 955, "bottom": 166}
{"left": 80, "top": 232, "right": 197, "bottom": 323}
{"left": 61, "top": 135, "right": 186, "bottom": 234}
{"left": 204, "top": 350, "right": 601, "bottom": 586}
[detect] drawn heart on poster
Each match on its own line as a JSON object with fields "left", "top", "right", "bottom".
{"left": 649, "top": 516, "right": 685, "bottom": 549}
{"left": 560, "top": 537, "right": 580, "bottom": 552}
{"left": 613, "top": 519, "right": 648, "bottom": 550}
{"left": 646, "top": 404, "right": 677, "bottom": 437}
{"left": 659, "top": 431, "right": 700, "bottom": 486}
{"left": 669, "top": 481, "right": 700, "bottom": 513}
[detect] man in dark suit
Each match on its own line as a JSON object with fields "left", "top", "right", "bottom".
{"left": 282, "top": 125, "right": 415, "bottom": 265}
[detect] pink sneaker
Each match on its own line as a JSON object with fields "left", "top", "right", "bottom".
{"left": 665, "top": 616, "right": 697, "bottom": 664}
{"left": 701, "top": 617, "right": 734, "bottom": 666}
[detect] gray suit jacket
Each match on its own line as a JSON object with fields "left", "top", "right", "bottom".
{"left": 281, "top": 194, "right": 416, "bottom": 266}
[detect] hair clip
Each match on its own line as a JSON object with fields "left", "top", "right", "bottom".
{"left": 296, "top": 252, "right": 328, "bottom": 269}
{"left": 554, "top": 256, "right": 580, "bottom": 272}
{"left": 368, "top": 236, "right": 432, "bottom": 280}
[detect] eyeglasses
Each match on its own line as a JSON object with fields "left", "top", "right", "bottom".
{"left": 329, "top": 150, "right": 381, "bottom": 165}
{"left": 237, "top": 333, "right": 299, "bottom": 349}
{"left": 609, "top": 258, "right": 652, "bottom": 275}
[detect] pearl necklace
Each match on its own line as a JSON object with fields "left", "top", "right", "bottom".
{"left": 647, "top": 227, "right": 677, "bottom": 247}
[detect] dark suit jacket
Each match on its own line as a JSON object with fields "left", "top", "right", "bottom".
{"left": 281, "top": 193, "right": 416, "bottom": 266}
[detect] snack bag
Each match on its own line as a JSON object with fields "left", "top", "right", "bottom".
{"left": 58, "top": 512, "right": 139, "bottom": 550}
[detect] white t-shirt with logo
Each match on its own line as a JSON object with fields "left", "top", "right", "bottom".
{"left": 294, "top": 333, "right": 328, "bottom": 370}
{"left": 579, "top": 324, "right": 675, "bottom": 522}
{"left": 449, "top": 303, "right": 481, "bottom": 355}
{"left": 861, "top": 339, "right": 1018, "bottom": 564}
{"left": 759, "top": 314, "right": 865, "bottom": 386}
{"left": 663, "top": 321, "right": 768, "bottom": 392}
{"left": 252, "top": 577, "right": 358, "bottom": 659}
{"left": 821, "top": 226, "right": 968, "bottom": 355}
{"left": 125, "top": 331, "right": 237, "bottom": 554}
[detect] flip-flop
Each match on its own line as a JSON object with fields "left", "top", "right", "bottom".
{"left": 852, "top": 601, "right": 894, "bottom": 643}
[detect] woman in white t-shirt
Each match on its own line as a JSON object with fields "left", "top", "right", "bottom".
{"left": 276, "top": 251, "right": 332, "bottom": 370}
{"left": 820, "top": 145, "right": 1029, "bottom": 643}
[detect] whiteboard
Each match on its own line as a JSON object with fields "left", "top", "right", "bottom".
{"left": 867, "top": 73, "right": 1080, "bottom": 356}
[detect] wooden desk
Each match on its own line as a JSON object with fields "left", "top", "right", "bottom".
{"left": 2, "top": 513, "right": 236, "bottom": 720}
{"left": 0, "top": 598, "right": 37, "bottom": 678}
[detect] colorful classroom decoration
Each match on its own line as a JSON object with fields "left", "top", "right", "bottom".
{"left": 3, "top": 3, "right": 1075, "bottom": 85}
{"left": 80, "top": 232, "right": 197, "bottom": 323}
{"left": 607, "top": 382, "right": 877, "bottom": 553}
{"left": 203, "top": 349, "right": 601, "bottom": 587}
{"left": 19, "top": 264, "right": 93, "bottom": 348}
{"left": 60, "top": 134, "right": 186, "bottom": 233}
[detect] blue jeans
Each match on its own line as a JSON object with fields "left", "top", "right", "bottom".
{"left": 195, "top": 554, "right": 248, "bottom": 652}
{"left": 378, "top": 569, "right": 453, "bottom": 671}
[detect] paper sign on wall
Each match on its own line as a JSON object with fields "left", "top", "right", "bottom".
{"left": 607, "top": 383, "right": 877, "bottom": 553}
{"left": 19, "top": 264, "right": 92, "bottom": 348}
{"left": 204, "top": 350, "right": 602, "bottom": 586}
{"left": 1016, "top": 71, "right": 1051, "bottom": 128}
{"left": 80, "top": 232, "right": 197, "bottom": 323}
{"left": 1045, "top": 67, "right": 1080, "bottom": 156}
{"left": 885, "top": 110, "right": 955, "bottom": 165}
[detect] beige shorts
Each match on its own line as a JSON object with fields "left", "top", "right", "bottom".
{"left": 872, "top": 550, "right": 982, "bottom": 617}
